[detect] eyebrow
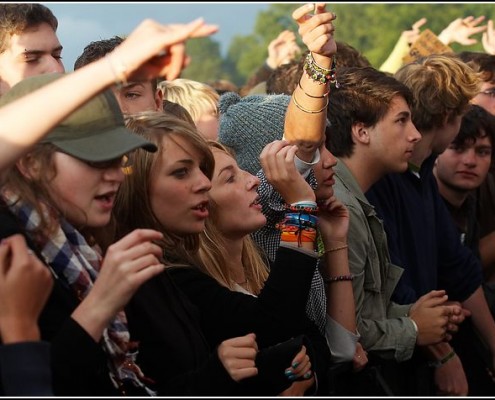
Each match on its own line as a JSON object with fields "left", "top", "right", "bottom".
{"left": 23, "top": 45, "right": 63, "bottom": 56}
{"left": 122, "top": 82, "right": 145, "bottom": 90}
{"left": 217, "top": 164, "right": 235, "bottom": 178}
{"left": 396, "top": 110, "right": 411, "bottom": 118}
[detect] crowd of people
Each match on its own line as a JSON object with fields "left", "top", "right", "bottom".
{"left": 1, "top": 2, "right": 495, "bottom": 396}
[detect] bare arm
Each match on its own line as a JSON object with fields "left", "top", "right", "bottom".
{"left": 0, "top": 18, "right": 218, "bottom": 173}
{"left": 284, "top": 2, "right": 337, "bottom": 162}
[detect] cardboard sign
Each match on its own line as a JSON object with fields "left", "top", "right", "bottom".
{"left": 402, "top": 29, "right": 453, "bottom": 64}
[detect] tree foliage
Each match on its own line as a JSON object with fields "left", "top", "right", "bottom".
{"left": 185, "top": 3, "right": 495, "bottom": 86}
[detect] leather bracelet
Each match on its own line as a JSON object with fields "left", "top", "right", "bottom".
{"left": 427, "top": 350, "right": 456, "bottom": 368}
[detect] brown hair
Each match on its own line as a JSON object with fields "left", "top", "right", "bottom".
{"left": 0, "top": 4, "right": 58, "bottom": 54}
{"left": 116, "top": 111, "right": 215, "bottom": 265}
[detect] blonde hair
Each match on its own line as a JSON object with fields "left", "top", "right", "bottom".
{"left": 193, "top": 141, "right": 269, "bottom": 295}
{"left": 395, "top": 54, "right": 481, "bottom": 131}
{"left": 116, "top": 111, "right": 215, "bottom": 265}
{"left": 159, "top": 79, "right": 219, "bottom": 122}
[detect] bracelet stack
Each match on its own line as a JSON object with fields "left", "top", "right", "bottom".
{"left": 303, "top": 52, "right": 338, "bottom": 87}
{"left": 278, "top": 201, "right": 319, "bottom": 248}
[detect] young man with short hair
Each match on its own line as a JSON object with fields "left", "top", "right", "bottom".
{"left": 74, "top": 36, "right": 162, "bottom": 114}
{"left": 326, "top": 65, "right": 463, "bottom": 396}
{"left": 0, "top": 3, "right": 64, "bottom": 96}
{"left": 366, "top": 53, "right": 495, "bottom": 396}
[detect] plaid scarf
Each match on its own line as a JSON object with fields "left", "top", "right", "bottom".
{"left": 3, "top": 191, "right": 156, "bottom": 396}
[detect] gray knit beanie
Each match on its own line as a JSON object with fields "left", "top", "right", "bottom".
{"left": 218, "top": 92, "right": 290, "bottom": 175}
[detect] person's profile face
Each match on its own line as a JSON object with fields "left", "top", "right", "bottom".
{"left": 208, "top": 148, "right": 266, "bottom": 238}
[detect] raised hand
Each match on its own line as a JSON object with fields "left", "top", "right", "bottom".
{"left": 266, "top": 30, "right": 301, "bottom": 69}
{"left": 109, "top": 18, "right": 219, "bottom": 82}
{"left": 217, "top": 333, "right": 259, "bottom": 382}
{"left": 71, "top": 228, "right": 165, "bottom": 341}
{"left": 0, "top": 234, "right": 53, "bottom": 343}
{"left": 292, "top": 2, "right": 337, "bottom": 60}
{"left": 402, "top": 17, "right": 428, "bottom": 45}
{"left": 482, "top": 19, "right": 495, "bottom": 54}
{"left": 438, "top": 15, "right": 487, "bottom": 46}
{"left": 260, "top": 140, "right": 316, "bottom": 205}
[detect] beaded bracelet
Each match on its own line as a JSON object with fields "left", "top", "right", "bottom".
{"left": 303, "top": 52, "right": 338, "bottom": 86}
{"left": 322, "top": 274, "right": 354, "bottom": 284}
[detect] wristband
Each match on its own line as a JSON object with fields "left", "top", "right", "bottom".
{"left": 427, "top": 350, "right": 456, "bottom": 368}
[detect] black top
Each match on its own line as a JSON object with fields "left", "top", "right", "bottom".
{"left": 126, "top": 247, "right": 331, "bottom": 395}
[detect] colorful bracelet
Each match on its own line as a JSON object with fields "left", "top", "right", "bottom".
{"left": 285, "top": 203, "right": 319, "bottom": 214}
{"left": 303, "top": 52, "right": 338, "bottom": 86}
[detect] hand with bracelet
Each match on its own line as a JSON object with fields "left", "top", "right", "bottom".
{"left": 427, "top": 343, "right": 468, "bottom": 396}
{"left": 285, "top": 2, "right": 337, "bottom": 160}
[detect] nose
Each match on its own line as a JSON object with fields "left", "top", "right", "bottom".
{"left": 195, "top": 170, "right": 212, "bottom": 193}
{"left": 246, "top": 171, "right": 260, "bottom": 190}
{"left": 102, "top": 165, "right": 125, "bottom": 183}
{"left": 321, "top": 147, "right": 337, "bottom": 168}
{"left": 46, "top": 56, "right": 65, "bottom": 74}
{"left": 409, "top": 124, "right": 422, "bottom": 143}
{"left": 461, "top": 148, "right": 477, "bottom": 167}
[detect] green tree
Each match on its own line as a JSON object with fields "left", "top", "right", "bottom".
{"left": 226, "top": 3, "right": 495, "bottom": 85}
{"left": 182, "top": 37, "right": 228, "bottom": 82}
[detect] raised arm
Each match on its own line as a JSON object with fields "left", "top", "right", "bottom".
{"left": 0, "top": 18, "right": 218, "bottom": 173}
{"left": 284, "top": 2, "right": 337, "bottom": 162}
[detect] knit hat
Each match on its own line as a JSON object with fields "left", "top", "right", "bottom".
{"left": 0, "top": 73, "right": 157, "bottom": 162}
{"left": 218, "top": 92, "right": 290, "bottom": 175}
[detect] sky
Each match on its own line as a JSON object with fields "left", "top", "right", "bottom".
{"left": 41, "top": 2, "right": 272, "bottom": 71}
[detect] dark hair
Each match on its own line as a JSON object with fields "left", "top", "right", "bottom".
{"left": 327, "top": 66, "right": 413, "bottom": 158}
{"left": 458, "top": 51, "right": 495, "bottom": 84}
{"left": 74, "top": 36, "right": 157, "bottom": 91}
{"left": 453, "top": 104, "right": 495, "bottom": 150}
{"left": 0, "top": 4, "right": 58, "bottom": 54}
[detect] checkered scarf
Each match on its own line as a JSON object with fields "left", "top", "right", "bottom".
{"left": 3, "top": 192, "right": 156, "bottom": 395}
{"left": 251, "top": 169, "right": 327, "bottom": 334}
